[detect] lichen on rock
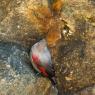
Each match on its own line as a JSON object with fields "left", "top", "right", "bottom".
{"left": 0, "top": 0, "right": 95, "bottom": 95}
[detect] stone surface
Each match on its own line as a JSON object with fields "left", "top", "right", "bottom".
{"left": 0, "top": 42, "right": 56, "bottom": 95}
{"left": 0, "top": 0, "right": 58, "bottom": 95}
{"left": 74, "top": 85, "right": 95, "bottom": 95}
{"left": 0, "top": 0, "right": 95, "bottom": 95}
{"left": 53, "top": 0, "right": 95, "bottom": 94}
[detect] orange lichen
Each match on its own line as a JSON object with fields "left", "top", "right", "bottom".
{"left": 20, "top": 0, "right": 64, "bottom": 47}
{"left": 46, "top": 29, "right": 61, "bottom": 46}
{"left": 51, "top": 0, "right": 64, "bottom": 13}
{"left": 36, "top": 7, "right": 52, "bottom": 18}
{"left": 23, "top": 6, "right": 52, "bottom": 34}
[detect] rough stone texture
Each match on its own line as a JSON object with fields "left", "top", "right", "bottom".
{"left": 0, "top": 0, "right": 58, "bottom": 95}
{"left": 0, "top": 42, "right": 57, "bottom": 95}
{"left": 74, "top": 85, "right": 95, "bottom": 95}
{"left": 53, "top": 0, "right": 95, "bottom": 94}
{"left": 0, "top": 0, "right": 95, "bottom": 95}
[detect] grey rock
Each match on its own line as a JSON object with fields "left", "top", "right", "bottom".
{"left": 0, "top": 42, "right": 56, "bottom": 95}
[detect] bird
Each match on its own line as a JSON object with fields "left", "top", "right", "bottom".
{"left": 30, "top": 39, "right": 56, "bottom": 85}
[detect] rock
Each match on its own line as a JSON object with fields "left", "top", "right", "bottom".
{"left": 0, "top": 0, "right": 58, "bottom": 95}
{"left": 74, "top": 85, "right": 95, "bottom": 95}
{"left": 0, "top": 42, "right": 56, "bottom": 95}
{"left": 0, "top": 0, "right": 95, "bottom": 95}
{"left": 52, "top": 0, "right": 95, "bottom": 94}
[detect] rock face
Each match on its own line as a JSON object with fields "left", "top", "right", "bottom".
{"left": 0, "top": 0, "right": 95, "bottom": 95}
{"left": 0, "top": 0, "right": 58, "bottom": 95}
{"left": 53, "top": 0, "right": 95, "bottom": 94}
{"left": 0, "top": 42, "right": 56, "bottom": 95}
